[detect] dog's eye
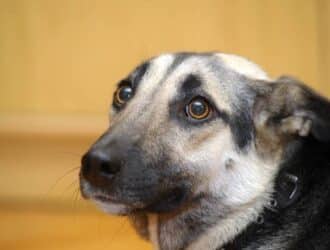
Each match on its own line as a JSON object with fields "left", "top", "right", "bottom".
{"left": 114, "top": 85, "right": 133, "bottom": 106}
{"left": 186, "top": 97, "right": 211, "bottom": 120}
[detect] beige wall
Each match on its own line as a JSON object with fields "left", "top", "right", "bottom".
{"left": 0, "top": 2, "right": 329, "bottom": 249}
{"left": 0, "top": 0, "right": 329, "bottom": 117}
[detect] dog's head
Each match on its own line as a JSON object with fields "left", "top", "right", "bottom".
{"left": 79, "top": 52, "right": 330, "bottom": 216}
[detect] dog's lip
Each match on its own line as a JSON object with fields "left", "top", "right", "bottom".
{"left": 93, "top": 194, "right": 122, "bottom": 204}
{"left": 79, "top": 178, "right": 122, "bottom": 204}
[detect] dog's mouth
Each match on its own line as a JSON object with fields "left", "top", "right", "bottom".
{"left": 79, "top": 179, "right": 131, "bottom": 215}
{"left": 87, "top": 192, "right": 137, "bottom": 215}
{"left": 93, "top": 194, "right": 121, "bottom": 204}
{"left": 81, "top": 178, "right": 190, "bottom": 215}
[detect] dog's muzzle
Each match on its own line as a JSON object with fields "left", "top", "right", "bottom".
{"left": 79, "top": 141, "right": 192, "bottom": 215}
{"left": 80, "top": 146, "right": 145, "bottom": 215}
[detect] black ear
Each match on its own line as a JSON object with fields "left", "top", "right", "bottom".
{"left": 254, "top": 76, "right": 330, "bottom": 142}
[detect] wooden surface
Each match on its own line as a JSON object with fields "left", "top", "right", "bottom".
{"left": 0, "top": 133, "right": 152, "bottom": 250}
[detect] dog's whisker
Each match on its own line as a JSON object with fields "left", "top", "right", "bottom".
{"left": 63, "top": 179, "right": 79, "bottom": 194}
{"left": 45, "top": 166, "right": 80, "bottom": 196}
{"left": 72, "top": 187, "right": 81, "bottom": 210}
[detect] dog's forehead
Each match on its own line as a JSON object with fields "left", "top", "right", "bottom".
{"left": 128, "top": 53, "right": 270, "bottom": 113}
{"left": 134, "top": 52, "right": 270, "bottom": 89}
{"left": 135, "top": 52, "right": 270, "bottom": 83}
{"left": 215, "top": 53, "right": 270, "bottom": 81}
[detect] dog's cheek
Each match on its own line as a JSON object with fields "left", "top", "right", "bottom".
{"left": 210, "top": 149, "right": 279, "bottom": 208}
{"left": 170, "top": 128, "right": 234, "bottom": 195}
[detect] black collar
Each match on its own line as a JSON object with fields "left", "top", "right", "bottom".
{"left": 220, "top": 169, "right": 302, "bottom": 250}
{"left": 274, "top": 170, "right": 301, "bottom": 209}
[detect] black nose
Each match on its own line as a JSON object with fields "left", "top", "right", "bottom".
{"left": 81, "top": 150, "right": 121, "bottom": 182}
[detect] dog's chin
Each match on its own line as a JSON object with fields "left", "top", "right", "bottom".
{"left": 93, "top": 199, "right": 133, "bottom": 215}
{"left": 91, "top": 188, "right": 189, "bottom": 215}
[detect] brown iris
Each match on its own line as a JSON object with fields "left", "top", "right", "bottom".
{"left": 114, "top": 85, "right": 133, "bottom": 106}
{"left": 186, "top": 97, "right": 211, "bottom": 120}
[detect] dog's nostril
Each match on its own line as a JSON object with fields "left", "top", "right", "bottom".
{"left": 82, "top": 150, "right": 122, "bottom": 179}
{"left": 99, "top": 160, "right": 121, "bottom": 177}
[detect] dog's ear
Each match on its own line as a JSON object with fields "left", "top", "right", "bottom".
{"left": 254, "top": 76, "right": 330, "bottom": 142}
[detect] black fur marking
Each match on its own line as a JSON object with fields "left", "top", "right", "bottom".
{"left": 180, "top": 74, "right": 202, "bottom": 94}
{"left": 130, "top": 61, "right": 150, "bottom": 88}
{"left": 167, "top": 53, "right": 193, "bottom": 73}
{"left": 228, "top": 108, "right": 254, "bottom": 149}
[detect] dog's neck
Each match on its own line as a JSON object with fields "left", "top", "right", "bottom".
{"left": 144, "top": 170, "right": 302, "bottom": 250}
{"left": 221, "top": 139, "right": 330, "bottom": 250}
{"left": 143, "top": 194, "right": 269, "bottom": 250}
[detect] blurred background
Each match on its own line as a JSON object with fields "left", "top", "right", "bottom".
{"left": 0, "top": 1, "right": 329, "bottom": 249}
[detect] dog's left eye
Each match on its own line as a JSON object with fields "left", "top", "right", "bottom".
{"left": 114, "top": 85, "right": 133, "bottom": 106}
{"left": 186, "top": 97, "right": 211, "bottom": 120}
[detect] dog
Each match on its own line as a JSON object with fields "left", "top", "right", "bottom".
{"left": 79, "top": 52, "right": 330, "bottom": 250}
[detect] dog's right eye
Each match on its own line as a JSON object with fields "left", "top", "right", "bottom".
{"left": 186, "top": 97, "right": 212, "bottom": 120}
{"left": 114, "top": 85, "right": 133, "bottom": 106}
